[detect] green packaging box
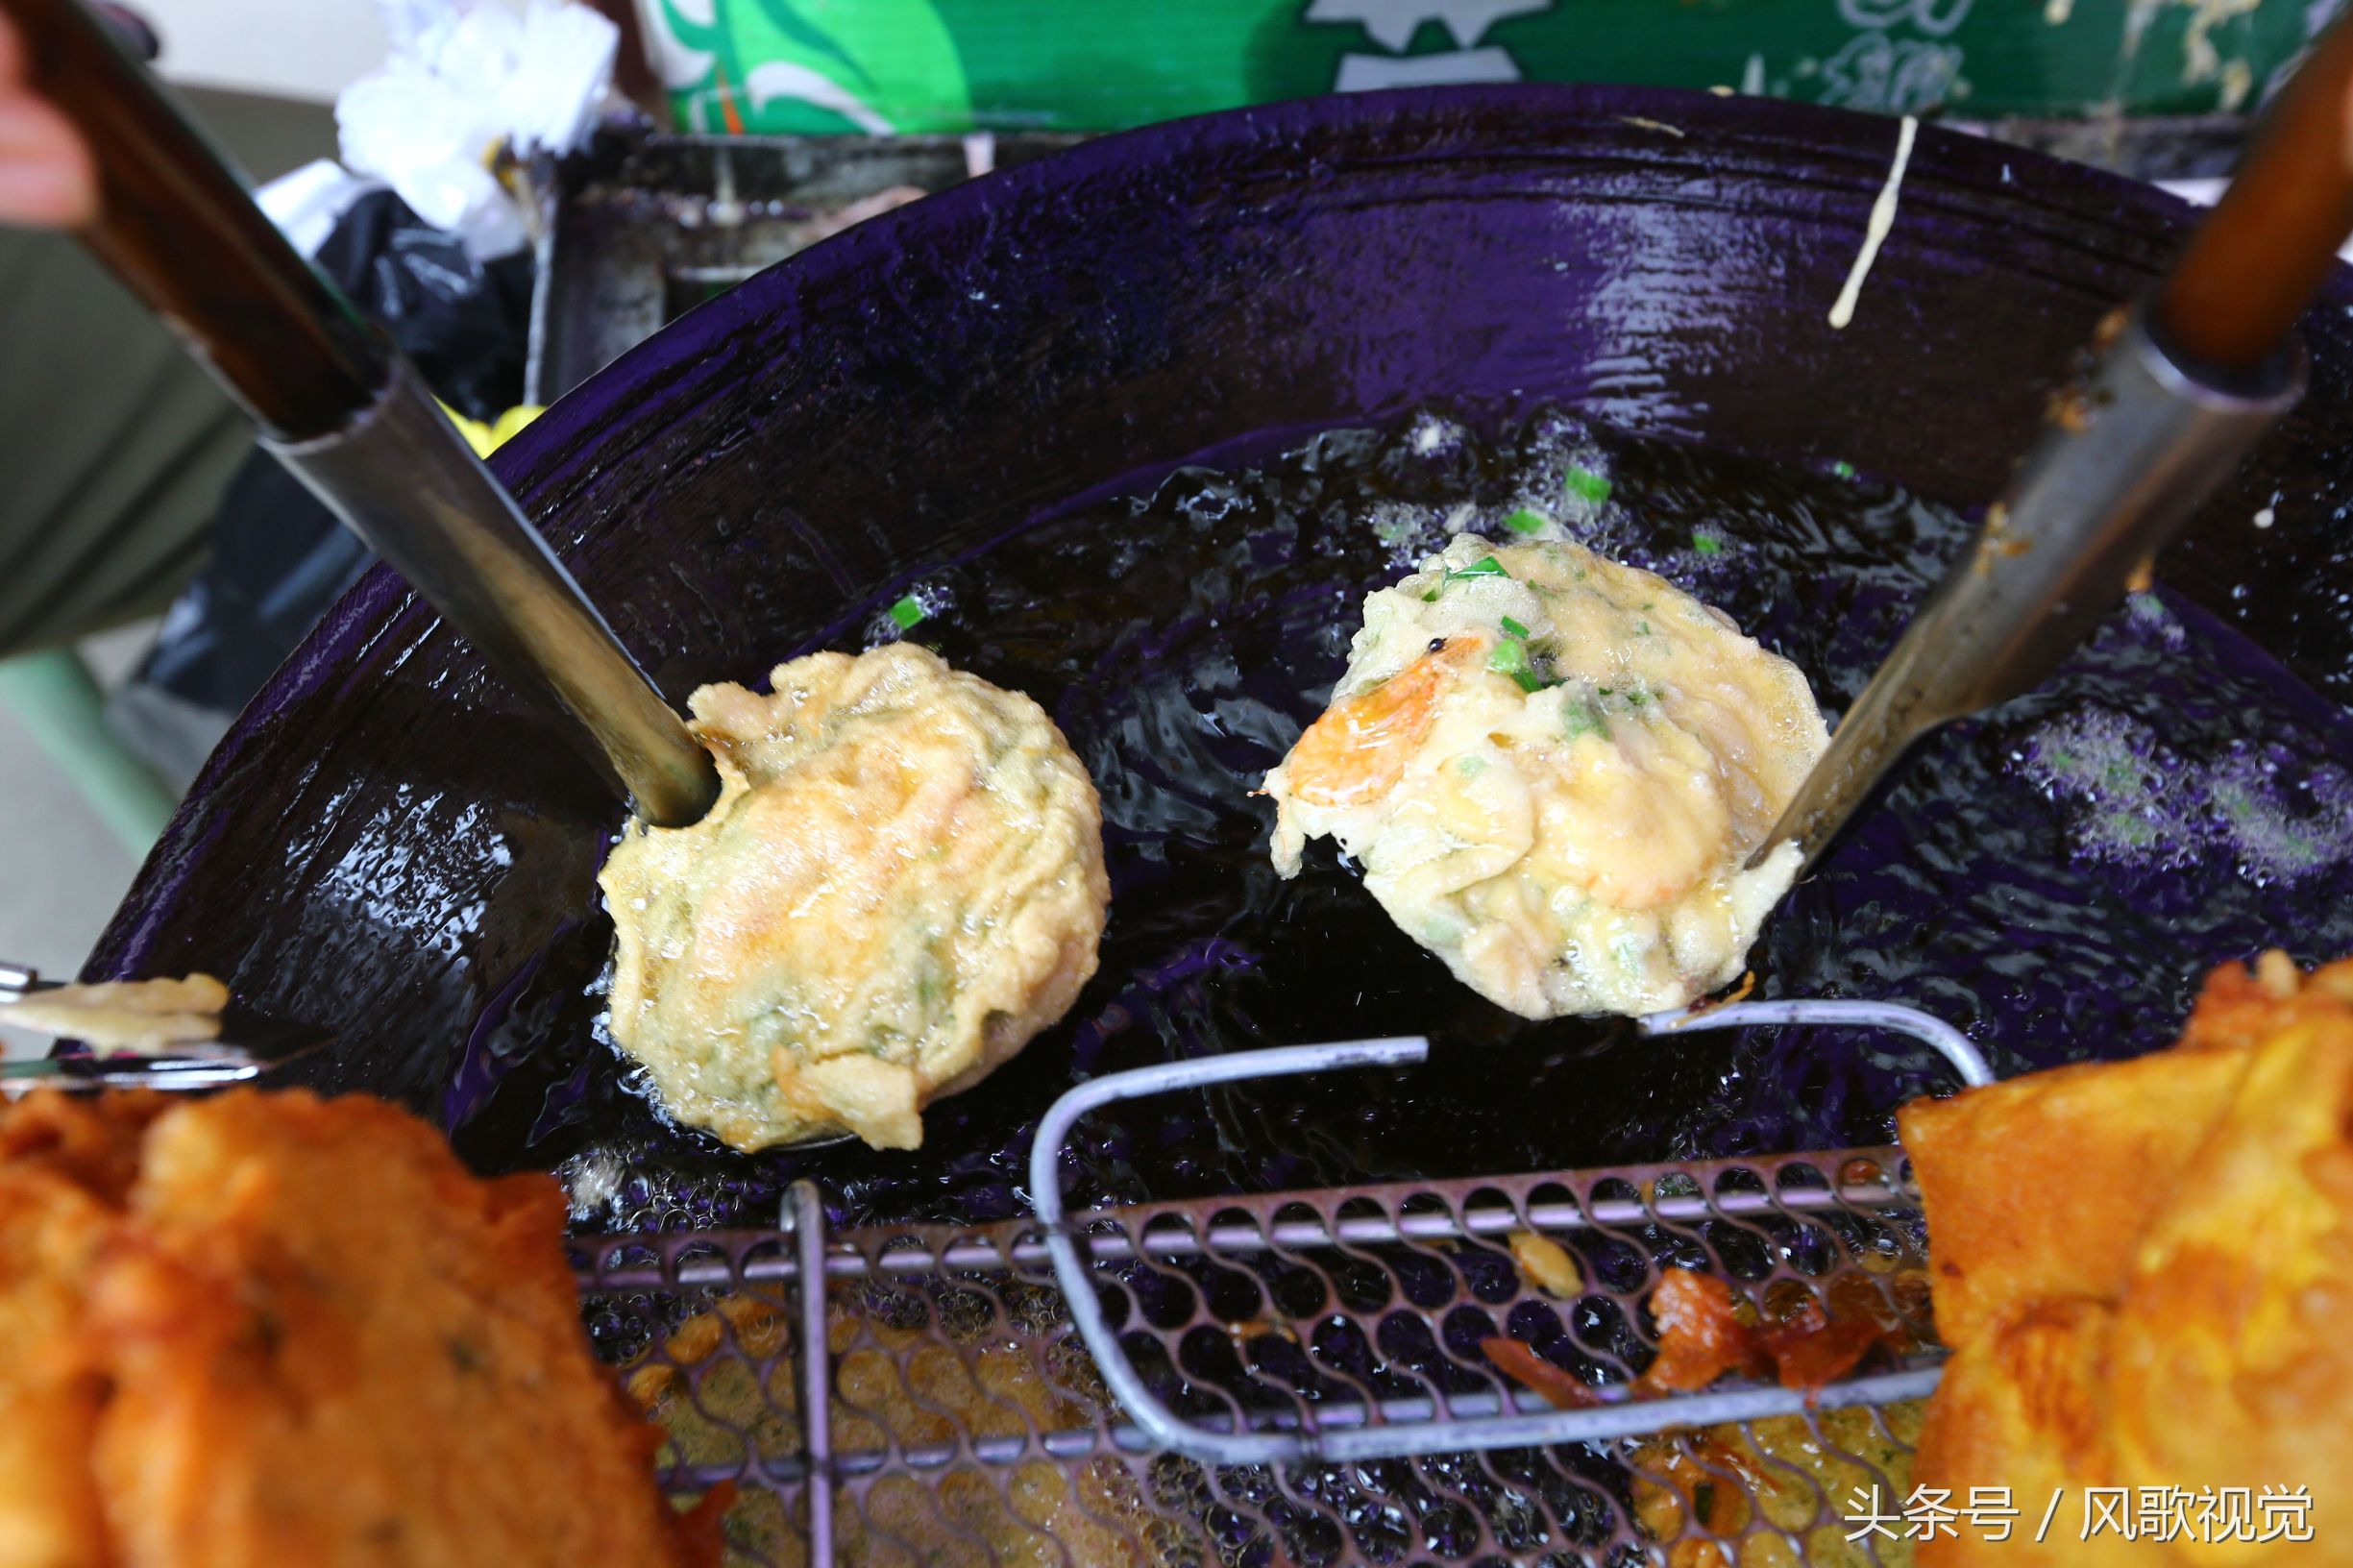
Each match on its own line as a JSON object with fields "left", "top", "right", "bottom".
{"left": 641, "top": 0, "right": 2324, "bottom": 135}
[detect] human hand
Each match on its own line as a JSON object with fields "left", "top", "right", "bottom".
{"left": 0, "top": 11, "right": 95, "bottom": 226}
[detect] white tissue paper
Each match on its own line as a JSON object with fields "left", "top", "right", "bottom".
{"left": 334, "top": 0, "right": 619, "bottom": 261}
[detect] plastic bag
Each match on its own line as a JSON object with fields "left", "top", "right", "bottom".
{"left": 116, "top": 191, "right": 536, "bottom": 783}
{"left": 336, "top": 0, "right": 619, "bottom": 260}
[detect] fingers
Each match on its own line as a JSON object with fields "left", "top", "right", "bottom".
{"left": 0, "top": 10, "right": 98, "bottom": 228}
{"left": 0, "top": 93, "right": 97, "bottom": 227}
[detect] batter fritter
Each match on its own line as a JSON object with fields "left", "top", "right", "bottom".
{"left": 601, "top": 645, "right": 1109, "bottom": 1151}
{"left": 1263, "top": 535, "right": 1827, "bottom": 1017}
{"left": 0, "top": 1089, "right": 717, "bottom": 1568}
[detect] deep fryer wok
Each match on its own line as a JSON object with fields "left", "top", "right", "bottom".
{"left": 90, "top": 86, "right": 2353, "bottom": 1209}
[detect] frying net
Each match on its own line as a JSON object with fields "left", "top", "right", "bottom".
{"left": 581, "top": 1125, "right": 1943, "bottom": 1562}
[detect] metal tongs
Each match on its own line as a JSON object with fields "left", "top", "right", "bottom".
{"left": 0, "top": 961, "right": 325, "bottom": 1093}
{"left": 1753, "top": 15, "right": 2353, "bottom": 872}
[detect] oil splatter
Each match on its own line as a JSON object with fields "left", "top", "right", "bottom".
{"left": 2022, "top": 710, "right": 2208, "bottom": 869}
{"left": 2023, "top": 707, "right": 2353, "bottom": 885}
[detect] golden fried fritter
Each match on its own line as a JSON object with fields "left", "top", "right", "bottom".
{"left": 0, "top": 1089, "right": 716, "bottom": 1568}
{"left": 2178, "top": 951, "right": 2353, "bottom": 1052}
{"left": 1896, "top": 1046, "right": 2247, "bottom": 1346}
{"left": 601, "top": 645, "right": 1109, "bottom": 1152}
{"left": 2103, "top": 998, "right": 2353, "bottom": 1517}
{"left": 0, "top": 1088, "right": 171, "bottom": 1201}
{"left": 1911, "top": 1297, "right": 2116, "bottom": 1557}
{"left": 1906, "top": 952, "right": 2353, "bottom": 1566}
{"left": 0, "top": 1163, "right": 117, "bottom": 1567}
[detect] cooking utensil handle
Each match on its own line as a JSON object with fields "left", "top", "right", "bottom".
{"left": 2155, "top": 12, "right": 2353, "bottom": 373}
{"left": 1752, "top": 16, "right": 2353, "bottom": 875}
{"left": 3, "top": 0, "right": 722, "bottom": 826}
{"left": 3, "top": 0, "right": 387, "bottom": 439}
{"left": 263, "top": 361, "right": 724, "bottom": 827}
{"left": 1755, "top": 307, "right": 2300, "bottom": 872}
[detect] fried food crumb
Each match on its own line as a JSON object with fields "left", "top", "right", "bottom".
{"left": 629, "top": 1294, "right": 1179, "bottom": 1565}
{"left": 1507, "top": 1229, "right": 1584, "bottom": 1297}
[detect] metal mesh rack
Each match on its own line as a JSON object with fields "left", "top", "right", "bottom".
{"left": 576, "top": 1002, "right": 1984, "bottom": 1566}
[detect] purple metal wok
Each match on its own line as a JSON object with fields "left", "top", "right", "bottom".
{"left": 88, "top": 86, "right": 2353, "bottom": 1213}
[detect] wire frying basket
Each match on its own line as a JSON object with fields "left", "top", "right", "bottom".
{"left": 575, "top": 1001, "right": 1988, "bottom": 1567}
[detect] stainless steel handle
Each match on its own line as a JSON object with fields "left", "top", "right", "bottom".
{"left": 267, "top": 365, "right": 721, "bottom": 827}
{"left": 4, "top": 0, "right": 719, "bottom": 829}
{"left": 1756, "top": 305, "right": 2302, "bottom": 872}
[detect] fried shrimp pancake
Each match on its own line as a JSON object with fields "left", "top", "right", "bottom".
{"left": 601, "top": 645, "right": 1109, "bottom": 1151}
{"left": 0, "top": 1090, "right": 715, "bottom": 1568}
{"left": 1263, "top": 535, "right": 1827, "bottom": 1017}
{"left": 1903, "top": 953, "right": 2353, "bottom": 1565}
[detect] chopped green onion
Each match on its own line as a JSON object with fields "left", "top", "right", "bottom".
{"left": 1563, "top": 466, "right": 1612, "bottom": 506}
{"left": 1832, "top": 459, "right": 1857, "bottom": 479}
{"left": 1691, "top": 531, "right": 1722, "bottom": 554}
{"left": 1503, "top": 506, "right": 1551, "bottom": 535}
{"left": 1563, "top": 697, "right": 1610, "bottom": 740}
{"left": 1451, "top": 555, "right": 1508, "bottom": 580}
{"left": 1456, "top": 754, "right": 1487, "bottom": 778}
{"left": 1635, "top": 620, "right": 1652, "bottom": 636}
{"left": 1626, "top": 688, "right": 1648, "bottom": 705}
{"left": 1499, "top": 615, "right": 1531, "bottom": 639}
{"left": 888, "top": 595, "right": 927, "bottom": 630}
{"left": 1422, "top": 590, "right": 1440, "bottom": 602}
{"left": 1487, "top": 638, "right": 1545, "bottom": 693}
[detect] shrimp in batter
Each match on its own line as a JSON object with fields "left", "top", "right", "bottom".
{"left": 1263, "top": 535, "right": 1827, "bottom": 1017}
